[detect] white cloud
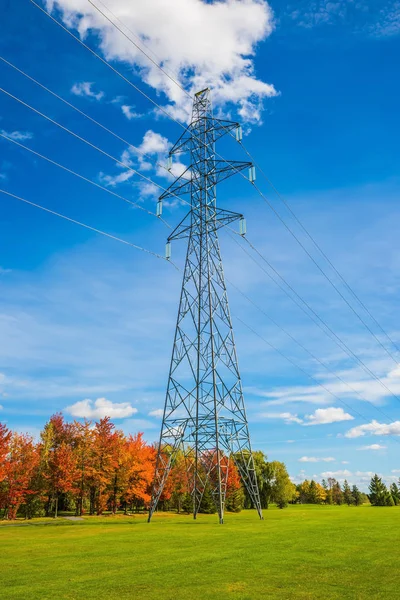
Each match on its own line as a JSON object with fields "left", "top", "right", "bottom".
{"left": 254, "top": 362, "right": 400, "bottom": 409}
{"left": 369, "top": 2, "right": 400, "bottom": 37}
{"left": 0, "top": 267, "right": 11, "bottom": 275}
{"left": 66, "top": 397, "right": 138, "bottom": 419}
{"left": 392, "top": 469, "right": 400, "bottom": 474}
{"left": 121, "top": 105, "right": 142, "bottom": 120}
{"left": 305, "top": 407, "right": 354, "bottom": 426}
{"left": 260, "top": 411, "right": 303, "bottom": 424}
{"left": 341, "top": 461, "right": 350, "bottom": 464}
{"left": 149, "top": 408, "right": 164, "bottom": 418}
{"left": 99, "top": 169, "right": 135, "bottom": 188}
{"left": 321, "top": 469, "right": 352, "bottom": 478}
{"left": 46, "top": 0, "right": 278, "bottom": 124}
{"left": 71, "top": 81, "right": 104, "bottom": 100}
{"left": 345, "top": 420, "right": 400, "bottom": 438}
{"left": 299, "top": 456, "right": 335, "bottom": 463}
{"left": 359, "top": 444, "right": 387, "bottom": 451}
{"left": 1, "top": 129, "right": 33, "bottom": 141}
{"left": 98, "top": 129, "right": 187, "bottom": 194}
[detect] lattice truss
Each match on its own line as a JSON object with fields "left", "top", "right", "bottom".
{"left": 148, "top": 89, "right": 263, "bottom": 524}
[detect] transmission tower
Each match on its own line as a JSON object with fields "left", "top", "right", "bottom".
{"left": 148, "top": 88, "right": 263, "bottom": 524}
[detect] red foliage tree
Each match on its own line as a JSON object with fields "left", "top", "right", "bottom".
{"left": 1, "top": 433, "right": 39, "bottom": 520}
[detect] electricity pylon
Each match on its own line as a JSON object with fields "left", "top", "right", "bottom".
{"left": 148, "top": 88, "right": 263, "bottom": 524}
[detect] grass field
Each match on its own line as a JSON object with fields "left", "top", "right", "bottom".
{"left": 1, "top": 505, "right": 399, "bottom": 600}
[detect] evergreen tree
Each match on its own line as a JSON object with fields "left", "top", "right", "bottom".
{"left": 369, "top": 474, "right": 388, "bottom": 506}
{"left": 343, "top": 480, "right": 353, "bottom": 506}
{"left": 351, "top": 485, "right": 362, "bottom": 506}
{"left": 198, "top": 482, "right": 216, "bottom": 514}
{"left": 308, "top": 480, "right": 318, "bottom": 504}
{"left": 390, "top": 483, "right": 399, "bottom": 506}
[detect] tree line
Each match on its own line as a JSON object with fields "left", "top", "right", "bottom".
{"left": 0, "top": 416, "right": 398, "bottom": 519}
{"left": 298, "top": 476, "right": 400, "bottom": 507}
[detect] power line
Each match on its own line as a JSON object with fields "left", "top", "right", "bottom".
{"left": 29, "top": 0, "right": 252, "bottom": 185}
{"left": 0, "top": 86, "right": 189, "bottom": 209}
{"left": 246, "top": 180, "right": 400, "bottom": 367}
{"left": 227, "top": 278, "right": 399, "bottom": 431}
{"left": 84, "top": 0, "right": 399, "bottom": 373}
{"left": 87, "top": 0, "right": 191, "bottom": 99}
{"left": 0, "top": 132, "right": 171, "bottom": 227}
{"left": 33, "top": 0, "right": 400, "bottom": 373}
{"left": 0, "top": 188, "right": 173, "bottom": 263}
{"left": 229, "top": 230, "right": 400, "bottom": 407}
{"left": 17, "top": 0, "right": 400, "bottom": 433}
{"left": 29, "top": 0, "right": 188, "bottom": 127}
{"left": 234, "top": 315, "right": 400, "bottom": 442}
{"left": 239, "top": 138, "right": 400, "bottom": 359}
{"left": 89, "top": 0, "right": 186, "bottom": 86}
{"left": 0, "top": 55, "right": 187, "bottom": 185}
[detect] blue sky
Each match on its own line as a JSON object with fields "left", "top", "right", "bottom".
{"left": 1, "top": 0, "right": 400, "bottom": 490}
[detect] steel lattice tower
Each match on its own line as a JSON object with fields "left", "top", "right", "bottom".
{"left": 148, "top": 89, "right": 263, "bottom": 524}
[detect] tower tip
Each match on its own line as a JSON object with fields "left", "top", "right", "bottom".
{"left": 195, "top": 87, "right": 210, "bottom": 97}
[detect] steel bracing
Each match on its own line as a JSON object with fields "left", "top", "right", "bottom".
{"left": 148, "top": 89, "right": 263, "bottom": 524}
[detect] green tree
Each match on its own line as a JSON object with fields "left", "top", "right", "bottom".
{"left": 343, "top": 480, "right": 353, "bottom": 506}
{"left": 351, "top": 485, "right": 362, "bottom": 506}
{"left": 390, "top": 483, "right": 399, "bottom": 506}
{"left": 198, "top": 482, "right": 216, "bottom": 514}
{"left": 369, "top": 474, "right": 388, "bottom": 506}
{"left": 271, "top": 462, "right": 296, "bottom": 509}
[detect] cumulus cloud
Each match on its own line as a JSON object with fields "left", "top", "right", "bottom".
{"left": 121, "top": 105, "right": 142, "bottom": 120}
{"left": 46, "top": 0, "right": 278, "bottom": 124}
{"left": 66, "top": 397, "right": 138, "bottom": 419}
{"left": 99, "top": 129, "right": 187, "bottom": 194}
{"left": 345, "top": 420, "right": 400, "bottom": 438}
{"left": 1, "top": 129, "right": 33, "bottom": 141}
{"left": 299, "top": 456, "right": 335, "bottom": 463}
{"left": 359, "top": 444, "right": 387, "bottom": 451}
{"left": 321, "top": 469, "right": 352, "bottom": 478}
{"left": 305, "top": 407, "right": 354, "bottom": 426}
{"left": 71, "top": 81, "right": 105, "bottom": 100}
{"left": 148, "top": 408, "right": 164, "bottom": 418}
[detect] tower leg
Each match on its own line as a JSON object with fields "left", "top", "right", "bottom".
{"left": 148, "top": 426, "right": 185, "bottom": 522}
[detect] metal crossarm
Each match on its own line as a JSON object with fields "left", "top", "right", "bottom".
{"left": 148, "top": 89, "right": 262, "bottom": 524}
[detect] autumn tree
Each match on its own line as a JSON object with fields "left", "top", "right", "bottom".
{"left": 332, "top": 481, "right": 343, "bottom": 505}
{"left": 1, "top": 433, "right": 39, "bottom": 520}
{"left": 73, "top": 420, "right": 94, "bottom": 516}
{"left": 225, "top": 457, "right": 244, "bottom": 512}
{"left": 90, "top": 418, "right": 119, "bottom": 515}
{"left": 121, "top": 433, "right": 155, "bottom": 512}
{"left": 169, "top": 450, "right": 189, "bottom": 514}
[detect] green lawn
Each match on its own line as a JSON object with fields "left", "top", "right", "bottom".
{"left": 1, "top": 505, "right": 399, "bottom": 600}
